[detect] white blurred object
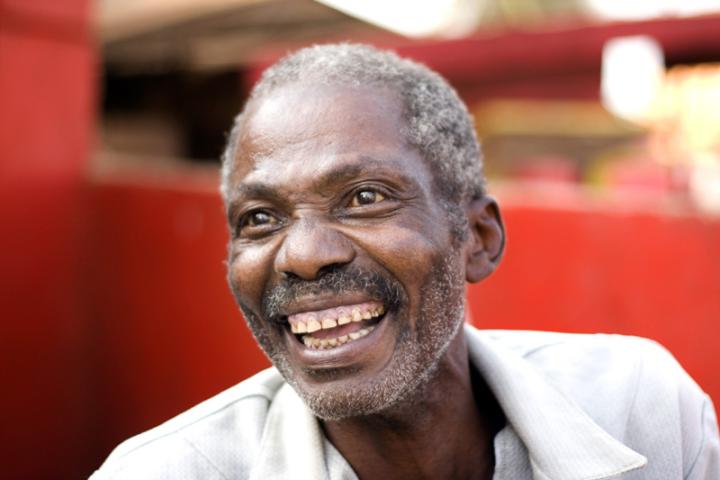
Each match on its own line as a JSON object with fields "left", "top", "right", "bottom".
{"left": 601, "top": 36, "right": 665, "bottom": 123}
{"left": 583, "top": 0, "right": 720, "bottom": 21}
{"left": 314, "top": 0, "right": 483, "bottom": 38}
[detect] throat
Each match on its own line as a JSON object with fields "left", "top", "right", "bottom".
{"left": 321, "top": 333, "right": 504, "bottom": 480}
{"left": 323, "top": 411, "right": 497, "bottom": 480}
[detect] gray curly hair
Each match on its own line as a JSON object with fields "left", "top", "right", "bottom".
{"left": 221, "top": 43, "right": 485, "bottom": 221}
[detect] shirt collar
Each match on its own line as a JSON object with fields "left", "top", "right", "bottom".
{"left": 249, "top": 325, "right": 648, "bottom": 480}
{"left": 249, "top": 383, "right": 335, "bottom": 480}
{"left": 465, "top": 325, "right": 647, "bottom": 480}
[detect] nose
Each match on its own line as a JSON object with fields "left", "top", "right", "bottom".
{"left": 274, "top": 217, "right": 355, "bottom": 280}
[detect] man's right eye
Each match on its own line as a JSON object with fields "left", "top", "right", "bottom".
{"left": 237, "top": 210, "right": 280, "bottom": 236}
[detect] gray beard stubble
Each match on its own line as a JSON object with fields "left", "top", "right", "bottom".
{"left": 234, "top": 253, "right": 466, "bottom": 421}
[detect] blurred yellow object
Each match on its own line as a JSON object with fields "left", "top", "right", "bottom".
{"left": 646, "top": 63, "right": 720, "bottom": 212}
{"left": 648, "top": 63, "right": 720, "bottom": 165}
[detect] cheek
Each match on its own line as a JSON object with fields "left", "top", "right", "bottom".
{"left": 350, "top": 221, "right": 452, "bottom": 308}
{"left": 228, "top": 242, "right": 278, "bottom": 310}
{"left": 380, "top": 232, "right": 438, "bottom": 278}
{"left": 376, "top": 214, "right": 451, "bottom": 276}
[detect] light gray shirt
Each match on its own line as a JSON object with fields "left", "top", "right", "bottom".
{"left": 92, "top": 325, "right": 720, "bottom": 479}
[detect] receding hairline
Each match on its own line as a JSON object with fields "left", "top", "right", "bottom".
{"left": 225, "top": 82, "right": 410, "bottom": 185}
{"left": 240, "top": 80, "right": 403, "bottom": 138}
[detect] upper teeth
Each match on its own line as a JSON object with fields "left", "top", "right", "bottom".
{"left": 289, "top": 303, "right": 384, "bottom": 334}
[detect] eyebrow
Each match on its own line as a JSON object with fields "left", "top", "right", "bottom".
{"left": 313, "top": 156, "right": 418, "bottom": 190}
{"left": 312, "top": 162, "right": 369, "bottom": 192}
{"left": 227, "top": 156, "right": 417, "bottom": 221}
{"left": 232, "top": 183, "right": 282, "bottom": 202}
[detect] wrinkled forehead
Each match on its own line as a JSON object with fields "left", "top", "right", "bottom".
{"left": 229, "top": 83, "right": 409, "bottom": 180}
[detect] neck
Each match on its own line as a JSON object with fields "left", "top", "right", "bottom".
{"left": 321, "top": 330, "right": 504, "bottom": 480}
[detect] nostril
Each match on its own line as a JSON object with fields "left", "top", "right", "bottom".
{"left": 279, "top": 270, "right": 302, "bottom": 281}
{"left": 316, "top": 262, "right": 347, "bottom": 279}
{"left": 279, "top": 262, "right": 346, "bottom": 282}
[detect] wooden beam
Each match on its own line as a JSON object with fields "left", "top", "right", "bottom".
{"left": 98, "top": 0, "right": 271, "bottom": 42}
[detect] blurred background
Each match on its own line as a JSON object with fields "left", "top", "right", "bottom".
{"left": 2, "top": 0, "right": 720, "bottom": 478}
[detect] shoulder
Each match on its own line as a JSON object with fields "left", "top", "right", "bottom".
{"left": 478, "top": 329, "right": 719, "bottom": 478}
{"left": 481, "top": 330, "right": 705, "bottom": 402}
{"left": 479, "top": 329, "right": 696, "bottom": 393}
{"left": 478, "top": 329, "right": 706, "bottom": 415}
{"left": 90, "top": 368, "right": 285, "bottom": 480}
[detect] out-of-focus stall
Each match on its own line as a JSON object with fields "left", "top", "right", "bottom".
{"left": 2, "top": 1, "right": 720, "bottom": 478}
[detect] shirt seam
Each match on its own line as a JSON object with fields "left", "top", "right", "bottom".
{"left": 519, "top": 340, "right": 567, "bottom": 359}
{"left": 683, "top": 395, "right": 711, "bottom": 479}
{"left": 182, "top": 436, "right": 231, "bottom": 480}
{"left": 623, "top": 340, "right": 645, "bottom": 442}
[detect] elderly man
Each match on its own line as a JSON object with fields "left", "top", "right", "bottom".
{"left": 93, "top": 44, "right": 719, "bottom": 479}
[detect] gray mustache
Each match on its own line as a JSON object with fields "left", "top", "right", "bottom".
{"left": 262, "top": 266, "right": 403, "bottom": 321}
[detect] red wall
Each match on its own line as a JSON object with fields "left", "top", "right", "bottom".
{"left": 86, "top": 172, "right": 720, "bottom": 470}
{"left": 0, "top": 0, "right": 95, "bottom": 478}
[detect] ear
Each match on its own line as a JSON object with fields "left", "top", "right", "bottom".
{"left": 464, "top": 196, "right": 505, "bottom": 283}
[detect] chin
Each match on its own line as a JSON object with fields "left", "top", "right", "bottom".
{"left": 281, "top": 307, "right": 465, "bottom": 421}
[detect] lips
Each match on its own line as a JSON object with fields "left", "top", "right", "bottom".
{"left": 287, "top": 301, "right": 385, "bottom": 350}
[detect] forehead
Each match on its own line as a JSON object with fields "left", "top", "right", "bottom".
{"left": 244, "top": 83, "right": 404, "bottom": 147}
{"left": 228, "top": 83, "right": 433, "bottom": 192}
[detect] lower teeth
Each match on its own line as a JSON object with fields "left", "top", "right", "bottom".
{"left": 303, "top": 325, "right": 376, "bottom": 350}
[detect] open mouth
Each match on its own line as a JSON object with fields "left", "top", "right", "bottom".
{"left": 287, "top": 301, "right": 386, "bottom": 350}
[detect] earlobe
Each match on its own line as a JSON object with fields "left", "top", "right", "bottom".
{"left": 464, "top": 196, "right": 505, "bottom": 283}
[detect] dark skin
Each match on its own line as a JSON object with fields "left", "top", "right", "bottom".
{"left": 226, "top": 83, "right": 506, "bottom": 479}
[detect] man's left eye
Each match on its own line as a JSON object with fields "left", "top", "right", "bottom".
{"left": 350, "top": 189, "right": 386, "bottom": 207}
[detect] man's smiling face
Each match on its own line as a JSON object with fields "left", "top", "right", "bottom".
{"left": 226, "top": 83, "right": 469, "bottom": 419}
